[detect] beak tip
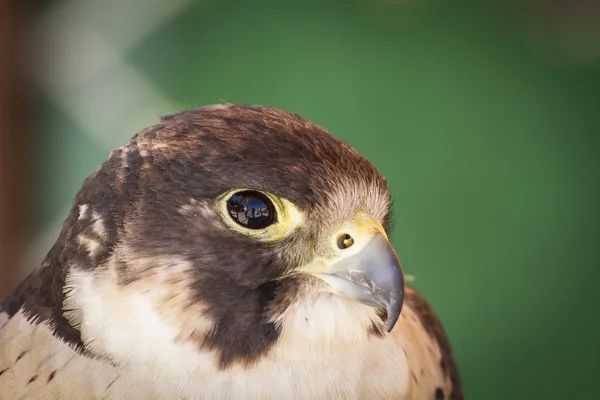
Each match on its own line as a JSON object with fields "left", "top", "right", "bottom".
{"left": 386, "top": 310, "right": 400, "bottom": 333}
{"left": 385, "top": 311, "right": 401, "bottom": 332}
{"left": 384, "top": 291, "right": 404, "bottom": 333}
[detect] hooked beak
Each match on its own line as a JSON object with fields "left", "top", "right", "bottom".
{"left": 301, "top": 212, "right": 404, "bottom": 332}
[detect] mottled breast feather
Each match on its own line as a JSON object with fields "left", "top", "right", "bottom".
{"left": 405, "top": 287, "right": 463, "bottom": 400}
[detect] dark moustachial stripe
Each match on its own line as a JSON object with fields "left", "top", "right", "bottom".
{"left": 199, "top": 275, "right": 303, "bottom": 369}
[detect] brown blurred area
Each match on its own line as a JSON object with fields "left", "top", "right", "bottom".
{"left": 0, "top": 0, "right": 29, "bottom": 298}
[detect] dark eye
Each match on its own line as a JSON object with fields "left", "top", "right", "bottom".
{"left": 226, "top": 191, "right": 276, "bottom": 229}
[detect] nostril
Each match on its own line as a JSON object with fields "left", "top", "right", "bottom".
{"left": 337, "top": 233, "right": 354, "bottom": 250}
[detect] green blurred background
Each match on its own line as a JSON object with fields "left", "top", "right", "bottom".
{"left": 10, "top": 0, "right": 600, "bottom": 398}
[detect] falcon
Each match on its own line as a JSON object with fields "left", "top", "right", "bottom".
{"left": 0, "top": 105, "right": 461, "bottom": 399}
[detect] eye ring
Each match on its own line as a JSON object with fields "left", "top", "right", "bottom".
{"left": 226, "top": 190, "right": 276, "bottom": 230}
{"left": 337, "top": 233, "right": 354, "bottom": 250}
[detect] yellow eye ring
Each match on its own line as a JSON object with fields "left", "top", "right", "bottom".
{"left": 217, "top": 188, "right": 305, "bottom": 241}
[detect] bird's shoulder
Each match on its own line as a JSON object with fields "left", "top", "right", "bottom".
{"left": 384, "top": 285, "right": 462, "bottom": 400}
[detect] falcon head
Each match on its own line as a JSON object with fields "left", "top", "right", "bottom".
{"left": 27, "top": 105, "right": 404, "bottom": 371}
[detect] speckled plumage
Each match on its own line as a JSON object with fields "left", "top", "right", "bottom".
{"left": 0, "top": 104, "right": 461, "bottom": 399}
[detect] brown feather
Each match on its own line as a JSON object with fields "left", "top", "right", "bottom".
{"left": 0, "top": 104, "right": 461, "bottom": 399}
{"left": 401, "top": 286, "right": 463, "bottom": 400}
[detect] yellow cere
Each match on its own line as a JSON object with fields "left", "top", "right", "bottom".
{"left": 298, "top": 210, "right": 389, "bottom": 275}
{"left": 330, "top": 210, "right": 387, "bottom": 256}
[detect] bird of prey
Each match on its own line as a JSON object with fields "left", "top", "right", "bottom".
{"left": 0, "top": 105, "right": 461, "bottom": 399}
